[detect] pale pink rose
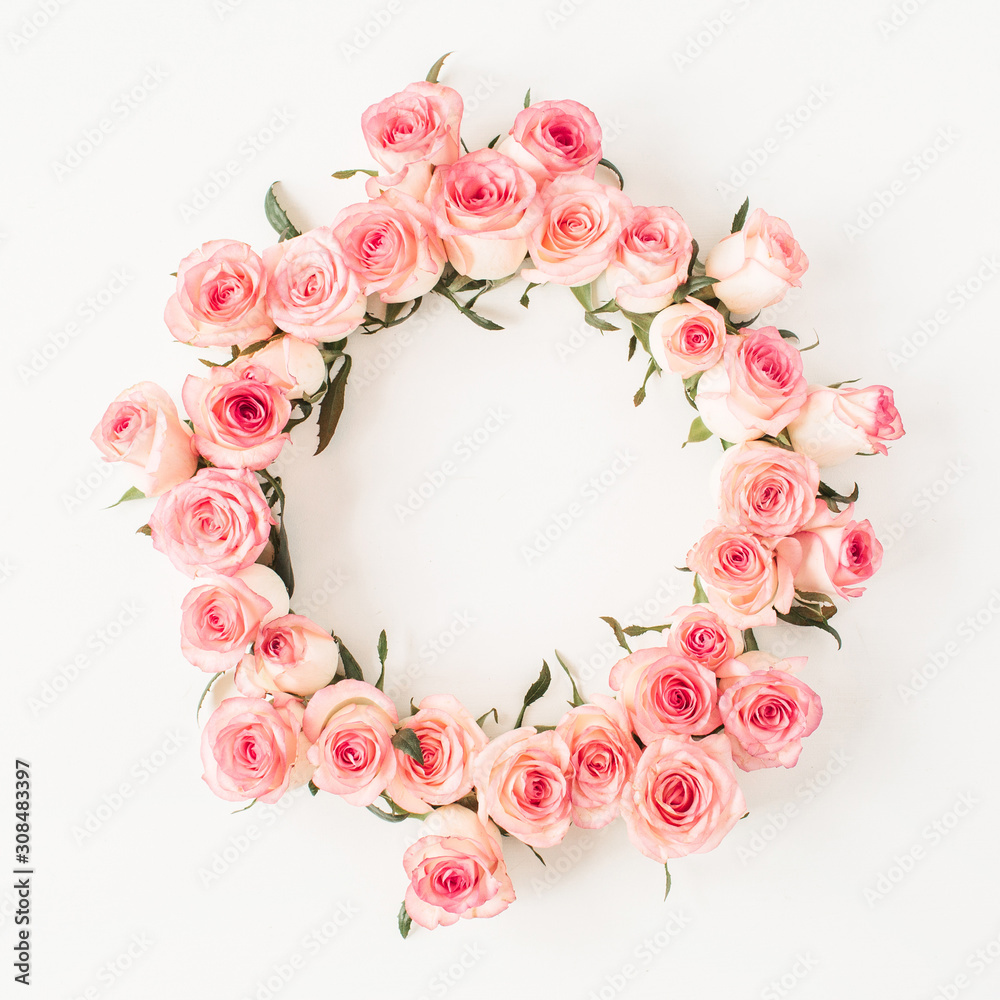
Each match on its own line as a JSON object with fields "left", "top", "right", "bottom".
{"left": 164, "top": 240, "right": 272, "bottom": 349}
{"left": 180, "top": 564, "right": 288, "bottom": 672}
{"left": 604, "top": 206, "right": 693, "bottom": 313}
{"left": 554, "top": 695, "right": 640, "bottom": 829}
{"left": 386, "top": 694, "right": 488, "bottom": 815}
{"left": 622, "top": 733, "right": 746, "bottom": 861}
{"left": 474, "top": 728, "right": 573, "bottom": 849}
{"left": 425, "top": 149, "right": 540, "bottom": 279}
{"left": 403, "top": 805, "right": 515, "bottom": 929}
{"left": 717, "top": 441, "right": 819, "bottom": 538}
{"left": 647, "top": 299, "right": 727, "bottom": 376}
{"left": 496, "top": 99, "right": 602, "bottom": 187}
{"left": 788, "top": 384, "right": 905, "bottom": 467}
{"left": 522, "top": 175, "right": 632, "bottom": 286}
{"left": 263, "top": 227, "right": 366, "bottom": 344}
{"left": 705, "top": 208, "right": 808, "bottom": 316}
{"left": 665, "top": 604, "right": 745, "bottom": 673}
{"left": 782, "top": 503, "right": 883, "bottom": 600}
{"left": 303, "top": 679, "right": 399, "bottom": 806}
{"left": 200, "top": 696, "right": 300, "bottom": 804}
{"left": 181, "top": 367, "right": 290, "bottom": 470}
{"left": 333, "top": 194, "right": 446, "bottom": 303}
{"left": 695, "top": 327, "right": 808, "bottom": 443}
{"left": 717, "top": 651, "right": 821, "bottom": 771}
{"left": 609, "top": 648, "right": 721, "bottom": 744}
{"left": 91, "top": 381, "right": 197, "bottom": 497}
{"left": 274, "top": 692, "right": 316, "bottom": 791}
{"left": 239, "top": 614, "right": 340, "bottom": 697}
{"left": 686, "top": 523, "right": 795, "bottom": 628}
{"left": 232, "top": 337, "right": 325, "bottom": 399}
{"left": 149, "top": 467, "right": 274, "bottom": 578}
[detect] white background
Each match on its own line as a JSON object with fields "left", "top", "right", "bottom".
{"left": 4, "top": 0, "right": 999, "bottom": 997}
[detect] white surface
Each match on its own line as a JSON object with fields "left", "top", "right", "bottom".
{"left": 4, "top": 1, "right": 999, "bottom": 997}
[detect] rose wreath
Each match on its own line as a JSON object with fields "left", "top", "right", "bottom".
{"left": 92, "top": 55, "right": 904, "bottom": 936}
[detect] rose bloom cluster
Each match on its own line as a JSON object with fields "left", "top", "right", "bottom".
{"left": 89, "top": 72, "right": 905, "bottom": 934}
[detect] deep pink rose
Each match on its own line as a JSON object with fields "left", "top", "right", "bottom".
{"left": 182, "top": 367, "right": 290, "bottom": 470}
{"left": 554, "top": 695, "right": 640, "bottom": 829}
{"left": 239, "top": 614, "right": 340, "bottom": 697}
{"left": 610, "top": 648, "right": 721, "bottom": 744}
{"left": 497, "top": 99, "right": 602, "bottom": 187}
{"left": 386, "top": 694, "right": 488, "bottom": 815}
{"left": 149, "top": 467, "right": 274, "bottom": 578}
{"left": 665, "top": 604, "right": 745, "bottom": 673}
{"left": 523, "top": 175, "right": 631, "bottom": 286}
{"left": 164, "top": 240, "right": 272, "bottom": 349}
{"left": 705, "top": 208, "right": 808, "bottom": 316}
{"left": 695, "top": 327, "right": 808, "bottom": 442}
{"left": 647, "top": 299, "right": 727, "bottom": 377}
{"left": 717, "top": 651, "right": 821, "bottom": 771}
{"left": 232, "top": 337, "right": 325, "bottom": 400}
{"left": 200, "top": 696, "right": 301, "bottom": 804}
{"left": 687, "top": 523, "right": 794, "bottom": 627}
{"left": 303, "top": 680, "right": 399, "bottom": 806}
{"left": 91, "top": 381, "right": 197, "bottom": 496}
{"left": 263, "top": 227, "right": 366, "bottom": 344}
{"left": 788, "top": 384, "right": 905, "bottom": 467}
{"left": 180, "top": 564, "right": 288, "bottom": 672}
{"left": 604, "top": 206, "right": 693, "bottom": 313}
{"left": 426, "top": 149, "right": 540, "bottom": 279}
{"left": 474, "top": 728, "right": 573, "bottom": 849}
{"left": 717, "top": 441, "right": 819, "bottom": 538}
{"left": 621, "top": 733, "right": 746, "bottom": 861}
{"left": 402, "top": 805, "right": 515, "bottom": 929}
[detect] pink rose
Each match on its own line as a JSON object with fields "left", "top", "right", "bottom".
{"left": 665, "top": 604, "right": 745, "bottom": 673}
{"left": 200, "top": 696, "right": 301, "bottom": 804}
{"left": 474, "top": 728, "right": 573, "bottom": 849}
{"left": 622, "top": 733, "right": 746, "bottom": 861}
{"left": 609, "top": 648, "right": 721, "bottom": 744}
{"left": 303, "top": 679, "right": 398, "bottom": 806}
{"left": 647, "top": 299, "right": 727, "bottom": 377}
{"left": 705, "top": 208, "right": 808, "bottom": 316}
{"left": 784, "top": 503, "right": 883, "bottom": 599}
{"left": 695, "top": 327, "right": 808, "bottom": 443}
{"left": 263, "top": 227, "right": 366, "bottom": 344}
{"left": 687, "top": 523, "right": 794, "bottom": 627}
{"left": 149, "top": 467, "right": 274, "bottom": 578}
{"left": 604, "top": 206, "right": 693, "bottom": 314}
{"left": 717, "top": 651, "right": 821, "bottom": 771}
{"left": 788, "top": 384, "right": 905, "bottom": 467}
{"left": 239, "top": 614, "right": 340, "bottom": 697}
{"left": 522, "top": 175, "right": 631, "bottom": 286}
{"left": 554, "top": 695, "right": 640, "bottom": 829}
{"left": 425, "top": 149, "right": 540, "bottom": 279}
{"left": 180, "top": 564, "right": 288, "bottom": 672}
{"left": 181, "top": 367, "right": 290, "bottom": 469}
{"left": 164, "top": 240, "right": 272, "bottom": 349}
{"left": 333, "top": 194, "right": 446, "bottom": 303}
{"left": 496, "top": 99, "right": 602, "bottom": 187}
{"left": 232, "top": 336, "right": 325, "bottom": 400}
{"left": 91, "top": 381, "right": 197, "bottom": 496}
{"left": 717, "top": 441, "right": 819, "bottom": 538}
{"left": 361, "top": 81, "right": 463, "bottom": 198}
{"left": 402, "top": 805, "right": 515, "bottom": 929}
{"left": 386, "top": 694, "right": 488, "bottom": 815}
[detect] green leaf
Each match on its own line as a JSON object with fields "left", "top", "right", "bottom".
{"left": 315, "top": 354, "right": 352, "bottom": 455}
{"left": 527, "top": 843, "right": 546, "bottom": 866}
{"left": 742, "top": 628, "right": 759, "bottom": 652}
{"left": 335, "top": 635, "right": 364, "bottom": 682}
{"left": 308, "top": 779, "right": 320, "bottom": 797}
{"left": 775, "top": 608, "right": 843, "bottom": 648}
{"left": 520, "top": 281, "right": 540, "bottom": 308}
{"left": 570, "top": 283, "right": 595, "bottom": 312}
{"left": 425, "top": 52, "right": 452, "bottom": 84}
{"left": 196, "top": 671, "right": 224, "bottom": 720}
{"left": 623, "top": 623, "right": 671, "bottom": 637}
{"left": 634, "top": 358, "right": 658, "bottom": 407}
{"left": 672, "top": 274, "right": 717, "bottom": 304}
{"left": 828, "top": 378, "right": 861, "bottom": 390}
{"left": 600, "top": 616, "right": 632, "bottom": 654}
{"left": 598, "top": 157, "right": 625, "bottom": 190}
{"left": 514, "top": 661, "right": 552, "bottom": 729}
{"left": 367, "top": 802, "right": 411, "bottom": 823}
{"left": 264, "top": 182, "right": 301, "bottom": 242}
{"left": 136, "top": 524, "right": 151, "bottom": 536}
{"left": 486, "top": 134, "right": 501, "bottom": 149}
{"left": 398, "top": 901, "right": 412, "bottom": 939}
{"left": 682, "top": 415, "right": 712, "bottom": 447}
{"left": 627, "top": 335, "right": 637, "bottom": 361}
{"left": 731, "top": 197, "right": 749, "bottom": 233}
{"left": 523, "top": 87, "right": 531, "bottom": 109}
{"left": 682, "top": 371, "right": 702, "bottom": 410}
{"left": 375, "top": 629, "right": 388, "bottom": 691}
{"left": 584, "top": 310, "right": 619, "bottom": 332}
{"left": 331, "top": 168, "right": 379, "bottom": 180}
{"left": 664, "top": 861, "right": 672, "bottom": 900}
{"left": 434, "top": 285, "right": 504, "bottom": 330}
{"left": 106, "top": 486, "right": 146, "bottom": 509}
{"left": 476, "top": 708, "right": 498, "bottom": 728}
{"left": 778, "top": 328, "right": 800, "bottom": 343}
{"left": 692, "top": 575, "right": 708, "bottom": 605}
{"left": 392, "top": 727, "right": 425, "bottom": 767}
{"left": 554, "top": 650, "right": 585, "bottom": 708}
